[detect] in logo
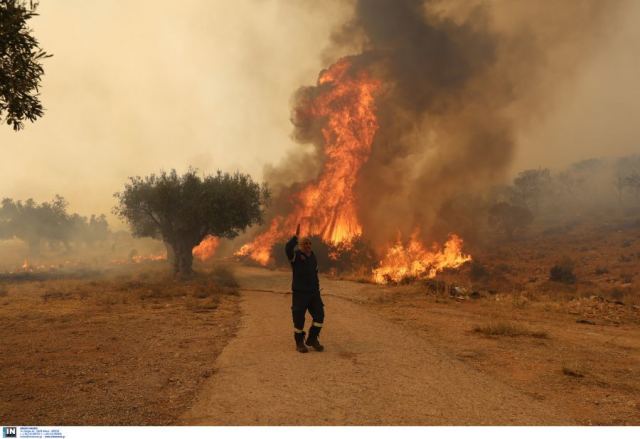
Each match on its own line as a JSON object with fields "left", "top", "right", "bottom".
{"left": 2, "top": 427, "right": 16, "bottom": 438}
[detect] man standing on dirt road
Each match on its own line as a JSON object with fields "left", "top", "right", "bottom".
{"left": 285, "top": 224, "right": 325, "bottom": 353}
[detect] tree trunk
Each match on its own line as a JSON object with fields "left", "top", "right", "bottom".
{"left": 164, "top": 241, "right": 175, "bottom": 266}
{"left": 172, "top": 240, "right": 194, "bottom": 277}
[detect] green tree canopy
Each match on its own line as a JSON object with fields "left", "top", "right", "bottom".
{"left": 0, "top": 195, "right": 111, "bottom": 255}
{"left": 1, "top": 196, "right": 65, "bottom": 254}
{"left": 114, "top": 169, "right": 270, "bottom": 275}
{"left": 0, "top": 0, "right": 50, "bottom": 130}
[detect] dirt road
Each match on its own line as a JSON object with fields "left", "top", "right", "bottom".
{"left": 180, "top": 266, "right": 571, "bottom": 425}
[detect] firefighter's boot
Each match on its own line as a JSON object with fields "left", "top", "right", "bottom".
{"left": 305, "top": 323, "right": 324, "bottom": 352}
{"left": 294, "top": 331, "right": 308, "bottom": 353}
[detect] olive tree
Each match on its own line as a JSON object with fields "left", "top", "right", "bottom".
{"left": 0, "top": 195, "right": 72, "bottom": 255}
{"left": 0, "top": 0, "right": 51, "bottom": 130}
{"left": 511, "top": 168, "right": 551, "bottom": 211}
{"left": 488, "top": 201, "right": 534, "bottom": 240}
{"left": 114, "top": 169, "right": 269, "bottom": 275}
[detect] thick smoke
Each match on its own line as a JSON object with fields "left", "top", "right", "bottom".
{"left": 265, "top": 0, "right": 627, "bottom": 252}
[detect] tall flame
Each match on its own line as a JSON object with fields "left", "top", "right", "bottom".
{"left": 237, "top": 57, "right": 473, "bottom": 281}
{"left": 372, "top": 233, "right": 471, "bottom": 284}
{"left": 238, "top": 57, "right": 380, "bottom": 264}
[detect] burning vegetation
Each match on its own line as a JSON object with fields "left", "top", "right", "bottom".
{"left": 237, "top": 56, "right": 383, "bottom": 266}
{"left": 192, "top": 236, "right": 220, "bottom": 262}
{"left": 114, "top": 169, "right": 269, "bottom": 275}
{"left": 1, "top": 0, "right": 632, "bottom": 285}
{"left": 236, "top": 0, "right": 496, "bottom": 282}
{"left": 233, "top": 0, "right": 626, "bottom": 283}
{"left": 235, "top": 55, "right": 472, "bottom": 282}
{"left": 372, "top": 234, "right": 471, "bottom": 284}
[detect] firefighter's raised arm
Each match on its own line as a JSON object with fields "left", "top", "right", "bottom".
{"left": 285, "top": 223, "right": 300, "bottom": 262}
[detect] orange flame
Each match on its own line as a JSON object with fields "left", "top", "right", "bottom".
{"left": 130, "top": 252, "right": 166, "bottom": 263}
{"left": 193, "top": 235, "right": 220, "bottom": 261}
{"left": 237, "top": 57, "right": 380, "bottom": 264}
{"left": 372, "top": 233, "right": 471, "bottom": 284}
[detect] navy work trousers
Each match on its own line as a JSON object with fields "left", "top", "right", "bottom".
{"left": 291, "top": 291, "right": 324, "bottom": 331}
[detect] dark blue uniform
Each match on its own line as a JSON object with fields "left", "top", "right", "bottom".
{"left": 285, "top": 236, "right": 325, "bottom": 338}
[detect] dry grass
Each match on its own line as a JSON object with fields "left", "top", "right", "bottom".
{"left": 473, "top": 321, "right": 549, "bottom": 339}
{"left": 355, "top": 219, "right": 640, "bottom": 424}
{"left": 0, "top": 263, "right": 241, "bottom": 425}
{"left": 41, "top": 289, "right": 74, "bottom": 302}
{"left": 209, "top": 264, "right": 240, "bottom": 290}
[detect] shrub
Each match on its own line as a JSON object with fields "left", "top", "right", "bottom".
{"left": 495, "top": 263, "right": 513, "bottom": 274}
{"left": 330, "top": 236, "right": 376, "bottom": 274}
{"left": 209, "top": 265, "right": 239, "bottom": 289}
{"left": 594, "top": 266, "right": 609, "bottom": 275}
{"left": 609, "top": 288, "right": 625, "bottom": 301}
{"left": 620, "top": 273, "right": 634, "bottom": 284}
{"left": 488, "top": 202, "right": 534, "bottom": 239}
{"left": 549, "top": 259, "right": 576, "bottom": 284}
{"left": 473, "top": 322, "right": 548, "bottom": 338}
{"left": 469, "top": 260, "right": 488, "bottom": 280}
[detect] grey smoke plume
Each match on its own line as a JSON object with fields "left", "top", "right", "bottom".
{"left": 265, "top": 0, "right": 627, "bottom": 251}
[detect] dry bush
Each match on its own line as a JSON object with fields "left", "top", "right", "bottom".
{"left": 143, "top": 283, "right": 187, "bottom": 301}
{"left": 95, "top": 293, "right": 122, "bottom": 307}
{"left": 608, "top": 288, "right": 625, "bottom": 302}
{"left": 619, "top": 273, "right": 634, "bottom": 284}
{"left": 339, "top": 272, "right": 374, "bottom": 284}
{"left": 192, "top": 285, "right": 218, "bottom": 299}
{"left": 208, "top": 265, "right": 239, "bottom": 290}
{"left": 136, "top": 272, "right": 151, "bottom": 281}
{"left": 511, "top": 294, "right": 529, "bottom": 309}
{"left": 186, "top": 296, "right": 220, "bottom": 313}
{"left": 337, "top": 265, "right": 375, "bottom": 283}
{"left": 473, "top": 321, "right": 549, "bottom": 339}
{"left": 549, "top": 258, "right": 576, "bottom": 284}
{"left": 469, "top": 260, "right": 489, "bottom": 280}
{"left": 494, "top": 263, "right": 513, "bottom": 274}
{"left": 594, "top": 266, "right": 609, "bottom": 275}
{"left": 42, "top": 290, "right": 74, "bottom": 302}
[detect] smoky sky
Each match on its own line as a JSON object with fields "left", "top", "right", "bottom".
{"left": 0, "top": 0, "right": 638, "bottom": 235}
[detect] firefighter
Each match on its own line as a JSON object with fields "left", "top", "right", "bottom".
{"left": 285, "top": 224, "right": 325, "bottom": 353}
